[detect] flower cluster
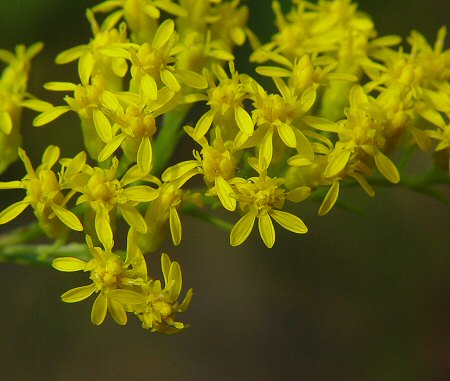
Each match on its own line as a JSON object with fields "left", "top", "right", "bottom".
{"left": 0, "top": 0, "right": 448, "bottom": 333}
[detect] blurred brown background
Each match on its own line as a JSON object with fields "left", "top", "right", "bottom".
{"left": 0, "top": 1, "right": 449, "bottom": 380}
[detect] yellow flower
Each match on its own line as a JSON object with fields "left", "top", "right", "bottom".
{"left": 55, "top": 9, "right": 129, "bottom": 89}
{"left": 249, "top": 77, "right": 314, "bottom": 169}
{"left": 107, "top": 252, "right": 193, "bottom": 333}
{"left": 304, "top": 85, "right": 400, "bottom": 184}
{"left": 424, "top": 111, "right": 450, "bottom": 172}
{"left": 52, "top": 230, "right": 144, "bottom": 326}
{"left": 191, "top": 61, "right": 253, "bottom": 143}
{"left": 0, "top": 42, "right": 47, "bottom": 173}
{"left": 230, "top": 171, "right": 310, "bottom": 248}
{"left": 92, "top": 0, "right": 187, "bottom": 44}
{"left": 62, "top": 155, "right": 159, "bottom": 250}
{"left": 33, "top": 75, "right": 115, "bottom": 159}
{"left": 97, "top": 87, "right": 178, "bottom": 172}
{"left": 162, "top": 126, "right": 237, "bottom": 211}
{"left": 0, "top": 145, "right": 83, "bottom": 238}
{"left": 139, "top": 174, "right": 189, "bottom": 252}
{"left": 125, "top": 19, "right": 207, "bottom": 103}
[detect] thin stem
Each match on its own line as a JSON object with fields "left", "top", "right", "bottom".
{"left": 152, "top": 104, "right": 192, "bottom": 176}
{"left": 182, "top": 202, "right": 234, "bottom": 232}
{"left": 0, "top": 242, "right": 90, "bottom": 267}
{"left": 0, "top": 222, "right": 44, "bottom": 246}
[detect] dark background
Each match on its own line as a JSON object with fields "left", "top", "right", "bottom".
{"left": 0, "top": 1, "right": 449, "bottom": 380}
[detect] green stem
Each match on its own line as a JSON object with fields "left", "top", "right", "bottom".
{"left": 0, "top": 222, "right": 44, "bottom": 246}
{"left": 369, "top": 167, "right": 450, "bottom": 203}
{"left": 152, "top": 104, "right": 192, "bottom": 176}
{"left": 182, "top": 202, "right": 234, "bottom": 232}
{"left": 0, "top": 242, "right": 90, "bottom": 267}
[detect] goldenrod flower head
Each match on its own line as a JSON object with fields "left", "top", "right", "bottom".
{"left": 253, "top": 0, "right": 374, "bottom": 63}
{"left": 230, "top": 171, "right": 310, "bottom": 248}
{"left": 34, "top": 75, "right": 118, "bottom": 159}
{"left": 99, "top": 101, "right": 157, "bottom": 171}
{"left": 93, "top": 0, "right": 187, "bottom": 44}
{"left": 107, "top": 253, "right": 193, "bottom": 333}
{"left": 139, "top": 175, "right": 187, "bottom": 251}
{"left": 424, "top": 111, "right": 450, "bottom": 172}
{"left": 62, "top": 156, "right": 158, "bottom": 249}
{"left": 52, "top": 232, "right": 144, "bottom": 326}
{"left": 250, "top": 78, "right": 314, "bottom": 169}
{"left": 55, "top": 9, "right": 129, "bottom": 88}
{"left": 0, "top": 42, "right": 44, "bottom": 173}
{"left": 165, "top": 126, "right": 237, "bottom": 211}
{"left": 192, "top": 61, "right": 253, "bottom": 142}
{"left": 0, "top": 146, "right": 83, "bottom": 238}
{"left": 208, "top": 0, "right": 248, "bottom": 47}
{"left": 98, "top": 86, "right": 180, "bottom": 171}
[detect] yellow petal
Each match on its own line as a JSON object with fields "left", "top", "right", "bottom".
{"left": 33, "top": 106, "right": 71, "bottom": 127}
{"left": 52, "top": 257, "right": 86, "bottom": 272}
{"left": 107, "top": 289, "right": 145, "bottom": 305}
{"left": 162, "top": 160, "right": 199, "bottom": 182}
{"left": 168, "top": 261, "right": 182, "bottom": 300}
{"left": 235, "top": 106, "right": 254, "bottom": 136}
{"left": 161, "top": 253, "right": 171, "bottom": 285}
{"left": 61, "top": 283, "right": 96, "bottom": 303}
{"left": 161, "top": 69, "right": 180, "bottom": 92}
{"left": 0, "top": 201, "right": 29, "bottom": 224}
{"left": 137, "top": 136, "right": 152, "bottom": 173}
{"left": 255, "top": 66, "right": 291, "bottom": 77}
{"left": 153, "top": 0, "right": 187, "bottom": 17}
{"left": 169, "top": 206, "right": 182, "bottom": 246}
{"left": 318, "top": 180, "right": 339, "bottom": 216}
{"left": 122, "top": 185, "right": 159, "bottom": 202}
{"left": 230, "top": 211, "right": 256, "bottom": 246}
{"left": 42, "top": 145, "right": 60, "bottom": 168}
{"left": 112, "top": 57, "right": 128, "bottom": 78}
{"left": 98, "top": 133, "right": 126, "bottom": 162}
{"left": 20, "top": 99, "right": 53, "bottom": 112}
{"left": 43, "top": 81, "right": 77, "bottom": 91}
{"left": 92, "top": 109, "right": 112, "bottom": 143}
{"left": 91, "top": 293, "right": 108, "bottom": 325}
{"left": 303, "top": 116, "right": 339, "bottom": 133}
{"left": 55, "top": 45, "right": 87, "bottom": 64}
{"left": 100, "top": 90, "right": 121, "bottom": 111}
{"left": 108, "top": 298, "right": 127, "bottom": 325}
{"left": 351, "top": 173, "right": 375, "bottom": 197}
{"left": 0, "top": 181, "right": 23, "bottom": 189}
{"left": 51, "top": 204, "right": 83, "bottom": 231}
{"left": 152, "top": 19, "right": 174, "bottom": 49}
{"left": 176, "top": 69, "right": 207, "bottom": 89}
{"left": 141, "top": 73, "right": 158, "bottom": 101}
{"left": 120, "top": 205, "right": 147, "bottom": 233}
{"left": 294, "top": 129, "right": 314, "bottom": 161}
{"left": 95, "top": 207, "right": 114, "bottom": 251}
{"left": 258, "top": 213, "right": 275, "bottom": 248}
{"left": 374, "top": 150, "right": 400, "bottom": 183}
{"left": 178, "top": 288, "right": 193, "bottom": 312}
{"left": 325, "top": 149, "right": 350, "bottom": 177}
{"left": 277, "top": 122, "right": 297, "bottom": 148}
{"left": 0, "top": 111, "right": 12, "bottom": 134}
{"left": 270, "top": 210, "right": 308, "bottom": 234}
{"left": 287, "top": 155, "right": 312, "bottom": 166}
{"left": 125, "top": 227, "right": 138, "bottom": 265}
{"left": 258, "top": 128, "right": 273, "bottom": 169}
{"left": 215, "top": 176, "right": 236, "bottom": 211}
{"left": 193, "top": 110, "right": 214, "bottom": 141}
{"left": 298, "top": 86, "right": 317, "bottom": 114}
{"left": 79, "top": 51, "right": 95, "bottom": 85}
{"left": 286, "top": 186, "right": 311, "bottom": 202}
